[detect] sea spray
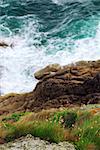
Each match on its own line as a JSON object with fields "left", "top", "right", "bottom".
{"left": 0, "top": 0, "right": 100, "bottom": 95}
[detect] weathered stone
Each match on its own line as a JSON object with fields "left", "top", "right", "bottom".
{"left": 33, "top": 60, "right": 100, "bottom": 110}
{"left": 0, "top": 60, "right": 100, "bottom": 114}
{"left": 34, "top": 74, "right": 100, "bottom": 101}
{"left": 34, "top": 64, "right": 61, "bottom": 80}
{"left": 0, "top": 135, "right": 75, "bottom": 150}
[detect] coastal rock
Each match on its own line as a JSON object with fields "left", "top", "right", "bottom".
{"left": 34, "top": 64, "right": 61, "bottom": 80}
{"left": 33, "top": 60, "right": 100, "bottom": 109}
{"left": 0, "top": 41, "right": 13, "bottom": 48}
{"left": 0, "top": 92, "right": 35, "bottom": 114}
{"left": 34, "top": 74, "right": 100, "bottom": 104}
{"left": 0, "top": 60, "right": 100, "bottom": 114}
{"left": 0, "top": 42, "right": 9, "bottom": 47}
{"left": 0, "top": 135, "right": 75, "bottom": 150}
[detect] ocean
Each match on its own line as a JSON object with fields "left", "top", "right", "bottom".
{"left": 0, "top": 0, "right": 100, "bottom": 95}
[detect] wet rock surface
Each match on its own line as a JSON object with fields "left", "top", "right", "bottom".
{"left": 0, "top": 60, "right": 100, "bottom": 114}
{"left": 0, "top": 135, "right": 75, "bottom": 150}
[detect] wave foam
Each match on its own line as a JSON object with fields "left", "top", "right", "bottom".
{"left": 0, "top": 14, "right": 100, "bottom": 95}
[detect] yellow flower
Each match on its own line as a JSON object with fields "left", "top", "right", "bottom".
{"left": 91, "top": 126, "right": 93, "bottom": 129}
{"left": 94, "top": 121, "right": 97, "bottom": 124}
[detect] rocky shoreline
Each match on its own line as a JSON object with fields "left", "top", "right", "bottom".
{"left": 0, "top": 60, "right": 100, "bottom": 115}
{"left": 0, "top": 60, "right": 100, "bottom": 150}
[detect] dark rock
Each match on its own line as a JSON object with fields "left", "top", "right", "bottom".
{"left": 34, "top": 74, "right": 100, "bottom": 102}
{"left": 63, "top": 112, "right": 77, "bottom": 128}
{"left": 34, "top": 60, "right": 100, "bottom": 108}
{"left": 0, "top": 41, "right": 13, "bottom": 48}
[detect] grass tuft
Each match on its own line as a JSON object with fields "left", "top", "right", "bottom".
{"left": 0, "top": 105, "right": 99, "bottom": 150}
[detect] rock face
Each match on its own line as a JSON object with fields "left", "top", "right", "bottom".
{"left": 0, "top": 135, "right": 75, "bottom": 150}
{"left": 0, "top": 92, "right": 35, "bottom": 115}
{"left": 34, "top": 73, "right": 100, "bottom": 101}
{"left": 0, "top": 60, "right": 100, "bottom": 114}
{"left": 33, "top": 60, "right": 100, "bottom": 108}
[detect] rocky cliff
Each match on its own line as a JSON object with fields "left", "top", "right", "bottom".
{"left": 0, "top": 60, "right": 100, "bottom": 115}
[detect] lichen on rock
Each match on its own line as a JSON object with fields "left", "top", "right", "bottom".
{"left": 0, "top": 135, "right": 75, "bottom": 150}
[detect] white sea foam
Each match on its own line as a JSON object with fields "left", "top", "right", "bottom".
{"left": 0, "top": 15, "right": 100, "bottom": 95}
{"left": 52, "top": 0, "right": 91, "bottom": 5}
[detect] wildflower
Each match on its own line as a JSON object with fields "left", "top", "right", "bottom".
{"left": 91, "top": 126, "right": 93, "bottom": 129}
{"left": 78, "top": 127, "right": 80, "bottom": 130}
{"left": 94, "top": 121, "right": 97, "bottom": 124}
{"left": 79, "top": 128, "right": 82, "bottom": 131}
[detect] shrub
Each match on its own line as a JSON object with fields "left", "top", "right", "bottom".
{"left": 63, "top": 112, "right": 77, "bottom": 128}
{"left": 51, "top": 111, "right": 77, "bottom": 128}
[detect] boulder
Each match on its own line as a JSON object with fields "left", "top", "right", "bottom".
{"left": 34, "top": 74, "right": 100, "bottom": 102}
{"left": 33, "top": 60, "right": 100, "bottom": 109}
{"left": 0, "top": 41, "right": 13, "bottom": 48}
{"left": 0, "top": 42, "right": 9, "bottom": 47}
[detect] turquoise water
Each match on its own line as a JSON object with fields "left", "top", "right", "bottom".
{"left": 0, "top": 0, "right": 100, "bottom": 95}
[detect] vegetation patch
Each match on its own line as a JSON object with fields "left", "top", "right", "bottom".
{"left": 2, "top": 113, "right": 25, "bottom": 122}
{"left": 0, "top": 105, "right": 100, "bottom": 150}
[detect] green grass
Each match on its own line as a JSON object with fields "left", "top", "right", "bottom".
{"left": 3, "top": 121, "right": 65, "bottom": 143}
{"left": 0, "top": 105, "right": 99, "bottom": 150}
{"left": 2, "top": 112, "right": 25, "bottom": 122}
{"left": 73, "top": 113, "right": 100, "bottom": 150}
{"left": 51, "top": 110, "right": 77, "bottom": 127}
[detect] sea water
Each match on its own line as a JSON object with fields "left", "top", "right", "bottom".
{"left": 0, "top": 0, "right": 100, "bottom": 95}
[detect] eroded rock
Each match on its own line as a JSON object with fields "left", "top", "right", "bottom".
{"left": 0, "top": 60, "right": 100, "bottom": 114}
{"left": 34, "top": 64, "right": 62, "bottom": 80}
{"left": 33, "top": 60, "right": 100, "bottom": 109}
